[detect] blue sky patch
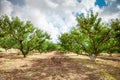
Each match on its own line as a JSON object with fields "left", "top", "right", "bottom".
{"left": 1, "top": 0, "right": 119, "bottom": 42}
{"left": 77, "top": 0, "right": 81, "bottom": 3}
{"left": 8, "top": 0, "right": 25, "bottom": 6}
{"left": 95, "top": 0, "right": 108, "bottom": 8}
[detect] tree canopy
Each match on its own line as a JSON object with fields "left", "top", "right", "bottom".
{"left": 0, "top": 15, "right": 50, "bottom": 57}
{"left": 110, "top": 19, "right": 120, "bottom": 52}
{"left": 59, "top": 13, "right": 113, "bottom": 61}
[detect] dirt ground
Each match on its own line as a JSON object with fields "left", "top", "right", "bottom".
{"left": 0, "top": 51, "right": 120, "bottom": 80}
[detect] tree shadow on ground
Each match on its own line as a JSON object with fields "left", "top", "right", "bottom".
{"left": 98, "top": 56, "right": 120, "bottom": 62}
{"left": 0, "top": 52, "right": 120, "bottom": 80}
{"left": 0, "top": 53, "right": 24, "bottom": 59}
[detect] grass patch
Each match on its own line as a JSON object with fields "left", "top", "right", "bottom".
{"left": 100, "top": 53, "right": 109, "bottom": 56}
{"left": 99, "top": 71, "right": 116, "bottom": 80}
{"left": 0, "top": 50, "right": 3, "bottom": 52}
{"left": 25, "top": 71, "right": 41, "bottom": 77}
{"left": 27, "top": 52, "right": 34, "bottom": 56}
{"left": 49, "top": 76, "right": 54, "bottom": 80}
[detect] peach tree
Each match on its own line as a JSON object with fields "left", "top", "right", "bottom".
{"left": 0, "top": 15, "right": 50, "bottom": 57}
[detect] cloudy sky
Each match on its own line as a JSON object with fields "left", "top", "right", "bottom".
{"left": 0, "top": 0, "right": 120, "bottom": 42}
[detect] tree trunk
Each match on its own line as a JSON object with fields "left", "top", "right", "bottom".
{"left": 89, "top": 54, "right": 97, "bottom": 61}
{"left": 20, "top": 50, "right": 27, "bottom": 58}
{"left": 22, "top": 51, "right": 29, "bottom": 58}
{"left": 21, "top": 51, "right": 27, "bottom": 58}
{"left": 108, "top": 52, "right": 112, "bottom": 57}
{"left": 109, "top": 53, "right": 112, "bottom": 57}
{"left": 19, "top": 45, "right": 29, "bottom": 58}
{"left": 23, "top": 54, "right": 26, "bottom": 58}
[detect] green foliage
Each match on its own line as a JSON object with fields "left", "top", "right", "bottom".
{"left": 0, "top": 50, "right": 2, "bottom": 52}
{"left": 40, "top": 41, "right": 61, "bottom": 52}
{"left": 110, "top": 19, "right": 120, "bottom": 52}
{"left": 59, "top": 33, "right": 71, "bottom": 52}
{"left": 73, "top": 12, "right": 111, "bottom": 57}
{"left": 0, "top": 15, "right": 15, "bottom": 49}
{"left": 59, "top": 12, "right": 112, "bottom": 61}
{"left": 99, "top": 53, "right": 108, "bottom": 56}
{"left": 0, "top": 15, "right": 11, "bottom": 37}
{"left": 105, "top": 38, "right": 118, "bottom": 53}
{"left": 58, "top": 33, "right": 81, "bottom": 53}
{"left": 0, "top": 15, "right": 50, "bottom": 57}
{"left": 0, "top": 36, "right": 18, "bottom": 49}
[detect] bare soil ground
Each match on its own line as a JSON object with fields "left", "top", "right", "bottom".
{"left": 0, "top": 51, "right": 120, "bottom": 80}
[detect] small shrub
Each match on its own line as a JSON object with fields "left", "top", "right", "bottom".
{"left": 100, "top": 53, "right": 108, "bottom": 56}
{"left": 0, "top": 50, "right": 3, "bottom": 52}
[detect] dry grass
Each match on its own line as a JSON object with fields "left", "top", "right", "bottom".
{"left": 0, "top": 51, "right": 120, "bottom": 80}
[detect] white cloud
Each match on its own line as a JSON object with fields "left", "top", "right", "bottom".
{"left": 117, "top": 5, "right": 120, "bottom": 9}
{"left": 80, "top": 0, "right": 96, "bottom": 10}
{"left": 0, "top": 0, "right": 120, "bottom": 42}
{"left": 0, "top": 0, "right": 13, "bottom": 16}
{"left": 45, "top": 0, "right": 58, "bottom": 8}
{"left": 96, "top": 0, "right": 120, "bottom": 22}
{"left": 23, "top": 0, "right": 79, "bottom": 42}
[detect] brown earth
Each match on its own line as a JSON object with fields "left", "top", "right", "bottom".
{"left": 0, "top": 51, "right": 120, "bottom": 80}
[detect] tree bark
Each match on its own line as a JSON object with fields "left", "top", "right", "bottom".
{"left": 23, "top": 53, "right": 26, "bottom": 58}
{"left": 108, "top": 52, "right": 112, "bottom": 57}
{"left": 89, "top": 54, "right": 97, "bottom": 62}
{"left": 22, "top": 51, "right": 29, "bottom": 58}
{"left": 19, "top": 40, "right": 29, "bottom": 58}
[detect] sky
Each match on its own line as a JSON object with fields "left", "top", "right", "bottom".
{"left": 0, "top": 0, "right": 120, "bottom": 42}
